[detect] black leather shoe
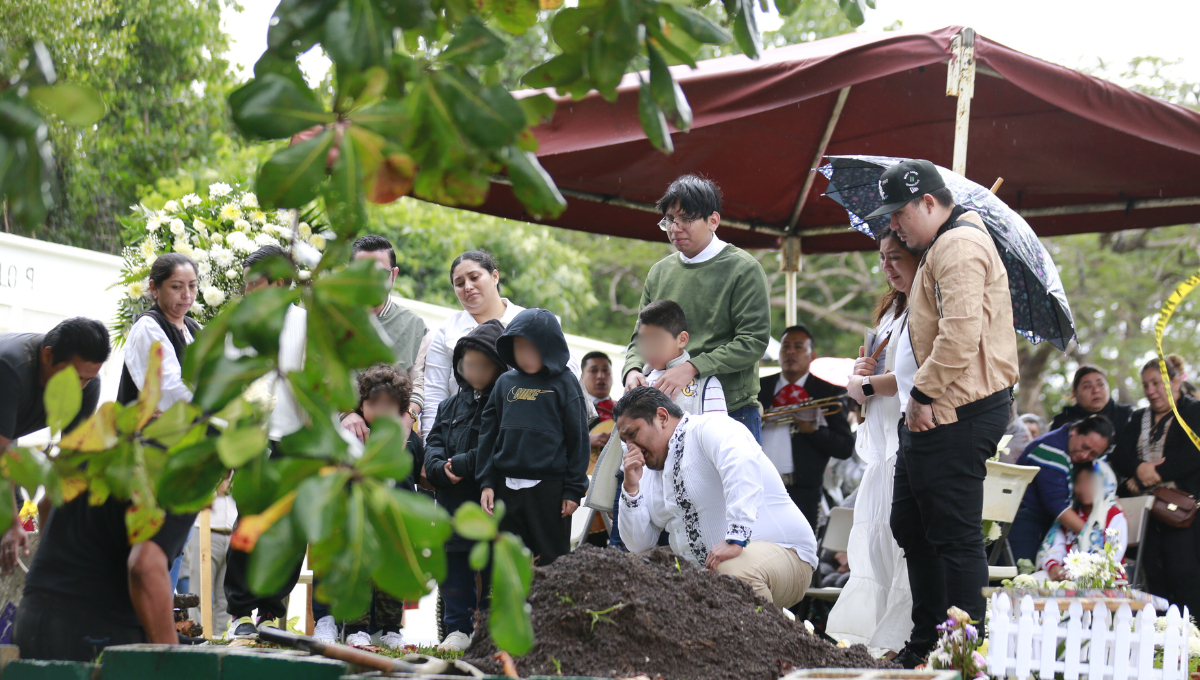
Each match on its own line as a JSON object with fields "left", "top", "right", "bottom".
{"left": 894, "top": 647, "right": 928, "bottom": 669}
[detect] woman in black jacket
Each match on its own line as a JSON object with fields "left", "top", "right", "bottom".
{"left": 423, "top": 319, "right": 508, "bottom": 652}
{"left": 1110, "top": 355, "right": 1200, "bottom": 615}
{"left": 1050, "top": 365, "right": 1134, "bottom": 442}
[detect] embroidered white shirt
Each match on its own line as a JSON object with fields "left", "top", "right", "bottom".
{"left": 618, "top": 413, "right": 818, "bottom": 568}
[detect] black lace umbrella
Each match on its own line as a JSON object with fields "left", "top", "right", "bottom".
{"left": 820, "top": 155, "right": 1076, "bottom": 350}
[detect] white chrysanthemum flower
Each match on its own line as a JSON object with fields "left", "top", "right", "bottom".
{"left": 192, "top": 248, "right": 209, "bottom": 263}
{"left": 181, "top": 193, "right": 201, "bottom": 208}
{"left": 220, "top": 203, "right": 242, "bottom": 222}
{"left": 169, "top": 218, "right": 186, "bottom": 236}
{"left": 1063, "top": 551, "right": 1096, "bottom": 580}
{"left": 308, "top": 235, "right": 326, "bottom": 251}
{"left": 127, "top": 281, "right": 145, "bottom": 299}
{"left": 191, "top": 300, "right": 205, "bottom": 313}
{"left": 209, "top": 231, "right": 223, "bottom": 245}
{"left": 1011, "top": 573, "right": 1037, "bottom": 588}
{"left": 140, "top": 238, "right": 156, "bottom": 258}
{"left": 248, "top": 209, "right": 266, "bottom": 224}
{"left": 163, "top": 199, "right": 180, "bottom": 213}
{"left": 274, "top": 227, "right": 293, "bottom": 241}
{"left": 144, "top": 254, "right": 156, "bottom": 267}
{"left": 239, "top": 192, "right": 259, "bottom": 208}
{"left": 202, "top": 286, "right": 226, "bottom": 307}
{"left": 275, "top": 209, "right": 292, "bottom": 224}
{"left": 234, "top": 219, "right": 251, "bottom": 232}
{"left": 298, "top": 270, "right": 311, "bottom": 282}
{"left": 986, "top": 521, "right": 1002, "bottom": 543}
{"left": 243, "top": 375, "right": 277, "bottom": 411}
{"left": 209, "top": 182, "right": 232, "bottom": 198}
{"left": 147, "top": 213, "right": 164, "bottom": 232}
{"left": 211, "top": 246, "right": 235, "bottom": 268}
{"left": 192, "top": 218, "right": 207, "bottom": 234}
{"left": 232, "top": 238, "right": 254, "bottom": 254}
{"left": 254, "top": 233, "right": 279, "bottom": 247}
{"left": 198, "top": 261, "right": 212, "bottom": 278}
{"left": 173, "top": 239, "right": 193, "bottom": 257}
{"left": 225, "top": 268, "right": 239, "bottom": 280}
{"left": 297, "top": 222, "right": 312, "bottom": 239}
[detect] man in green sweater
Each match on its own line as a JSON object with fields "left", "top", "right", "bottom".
{"left": 622, "top": 175, "right": 771, "bottom": 442}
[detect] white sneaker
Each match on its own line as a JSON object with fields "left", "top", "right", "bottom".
{"left": 345, "top": 631, "right": 373, "bottom": 648}
{"left": 378, "top": 630, "right": 406, "bottom": 650}
{"left": 437, "top": 630, "right": 472, "bottom": 652}
{"left": 313, "top": 615, "right": 338, "bottom": 644}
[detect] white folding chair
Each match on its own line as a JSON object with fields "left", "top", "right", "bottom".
{"left": 983, "top": 460, "right": 1041, "bottom": 581}
{"left": 1116, "top": 495, "right": 1154, "bottom": 588}
{"left": 806, "top": 507, "right": 854, "bottom": 601}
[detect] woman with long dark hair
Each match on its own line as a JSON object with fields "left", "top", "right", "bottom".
{"left": 118, "top": 253, "right": 201, "bottom": 409}
{"left": 1110, "top": 354, "right": 1200, "bottom": 615}
{"left": 826, "top": 232, "right": 920, "bottom": 655}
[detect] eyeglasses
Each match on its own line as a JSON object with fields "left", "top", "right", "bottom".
{"left": 658, "top": 214, "right": 695, "bottom": 231}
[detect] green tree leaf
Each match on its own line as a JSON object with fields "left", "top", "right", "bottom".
{"left": 726, "top": 0, "right": 762, "bottom": 59}
{"left": 3, "top": 448, "right": 51, "bottom": 495}
{"left": 320, "top": 484, "right": 380, "bottom": 619}
{"left": 0, "top": 480, "right": 16, "bottom": 537}
{"left": 441, "top": 16, "right": 508, "bottom": 66}
{"left": 217, "top": 425, "right": 270, "bottom": 469}
{"left": 517, "top": 93, "right": 556, "bottom": 127}
{"left": 434, "top": 70, "right": 526, "bottom": 149}
{"left": 43, "top": 364, "right": 82, "bottom": 436}
{"left": 520, "top": 53, "right": 584, "bottom": 91}
{"left": 279, "top": 368, "right": 355, "bottom": 454}
{"left": 490, "top": 531, "right": 535, "bottom": 655}
{"left": 58, "top": 402, "right": 120, "bottom": 452}
{"left": 838, "top": 0, "right": 868, "bottom": 26}
{"left": 484, "top": 0, "right": 540, "bottom": 35}
{"left": 0, "top": 94, "right": 45, "bottom": 136}
{"left": 229, "top": 73, "right": 332, "bottom": 140}
{"left": 248, "top": 512, "right": 308, "bottom": 596}
{"left": 454, "top": 502, "right": 498, "bottom": 541}
{"left": 367, "top": 482, "right": 452, "bottom": 601}
{"left": 26, "top": 83, "right": 106, "bottom": 126}
{"left": 267, "top": 0, "right": 340, "bottom": 55}
{"left": 142, "top": 401, "right": 201, "bottom": 449}
{"left": 293, "top": 470, "right": 352, "bottom": 542}
{"left": 157, "top": 438, "right": 226, "bottom": 513}
{"left": 645, "top": 21, "right": 697, "bottom": 68}
{"left": 355, "top": 418, "right": 412, "bottom": 482}
{"left": 469, "top": 539, "right": 491, "bottom": 571}
{"left": 637, "top": 79, "right": 673, "bottom": 153}
{"left": 256, "top": 128, "right": 335, "bottom": 209}
{"left": 313, "top": 257, "right": 390, "bottom": 307}
{"left": 229, "top": 287, "right": 298, "bottom": 357}
{"left": 646, "top": 43, "right": 692, "bottom": 131}
{"left": 324, "top": 0, "right": 391, "bottom": 73}
{"left": 190, "top": 355, "right": 275, "bottom": 414}
{"left": 657, "top": 5, "right": 733, "bottom": 45}
{"left": 502, "top": 146, "right": 567, "bottom": 219}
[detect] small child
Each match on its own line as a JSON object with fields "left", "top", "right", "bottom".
{"left": 476, "top": 309, "right": 589, "bottom": 566}
{"left": 636, "top": 299, "right": 726, "bottom": 414}
{"left": 423, "top": 320, "right": 507, "bottom": 651}
{"left": 313, "top": 365, "right": 425, "bottom": 649}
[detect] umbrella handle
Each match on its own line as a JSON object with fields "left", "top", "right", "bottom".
{"left": 990, "top": 177, "right": 1004, "bottom": 194}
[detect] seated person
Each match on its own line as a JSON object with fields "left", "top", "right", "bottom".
{"left": 1008, "top": 414, "right": 1115, "bottom": 562}
{"left": 1035, "top": 463, "right": 1127, "bottom": 581}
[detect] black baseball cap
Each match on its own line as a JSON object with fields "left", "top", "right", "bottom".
{"left": 865, "top": 159, "right": 946, "bottom": 219}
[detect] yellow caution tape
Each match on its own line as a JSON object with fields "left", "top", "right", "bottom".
{"left": 1153, "top": 267, "right": 1200, "bottom": 453}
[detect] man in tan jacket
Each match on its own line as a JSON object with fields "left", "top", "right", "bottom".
{"left": 865, "top": 160, "right": 1019, "bottom": 668}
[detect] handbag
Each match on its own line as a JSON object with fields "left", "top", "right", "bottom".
{"left": 1151, "top": 486, "right": 1198, "bottom": 529}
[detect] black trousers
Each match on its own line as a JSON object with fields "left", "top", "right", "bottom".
{"left": 496, "top": 480, "right": 571, "bottom": 566}
{"left": 15, "top": 592, "right": 147, "bottom": 662}
{"left": 1142, "top": 517, "right": 1200, "bottom": 617}
{"left": 787, "top": 485, "right": 823, "bottom": 534}
{"left": 890, "top": 396, "right": 1009, "bottom": 654}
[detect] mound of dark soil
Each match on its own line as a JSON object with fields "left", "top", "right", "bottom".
{"left": 463, "top": 545, "right": 893, "bottom": 680}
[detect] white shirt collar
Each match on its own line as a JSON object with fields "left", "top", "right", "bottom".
{"left": 678, "top": 235, "right": 726, "bottom": 264}
{"left": 774, "top": 372, "right": 809, "bottom": 393}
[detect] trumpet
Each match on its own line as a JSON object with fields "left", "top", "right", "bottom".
{"left": 762, "top": 395, "right": 845, "bottom": 421}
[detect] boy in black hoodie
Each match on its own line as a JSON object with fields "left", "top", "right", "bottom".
{"left": 423, "top": 320, "right": 507, "bottom": 651}
{"left": 477, "top": 309, "right": 590, "bottom": 565}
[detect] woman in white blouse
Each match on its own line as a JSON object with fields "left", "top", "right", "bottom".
{"left": 117, "top": 253, "right": 201, "bottom": 412}
{"left": 419, "top": 251, "right": 526, "bottom": 437}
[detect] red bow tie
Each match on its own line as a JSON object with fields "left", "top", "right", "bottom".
{"left": 773, "top": 383, "right": 810, "bottom": 408}
{"left": 595, "top": 399, "right": 615, "bottom": 421}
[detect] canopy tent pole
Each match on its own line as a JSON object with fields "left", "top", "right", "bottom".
{"left": 946, "top": 28, "right": 976, "bottom": 175}
{"left": 783, "top": 86, "right": 852, "bottom": 327}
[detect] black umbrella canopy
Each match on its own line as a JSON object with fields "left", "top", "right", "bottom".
{"left": 821, "top": 155, "right": 1077, "bottom": 351}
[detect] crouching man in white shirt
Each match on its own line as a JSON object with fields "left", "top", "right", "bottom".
{"left": 614, "top": 386, "right": 818, "bottom": 608}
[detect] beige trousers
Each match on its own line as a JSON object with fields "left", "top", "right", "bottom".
{"left": 716, "top": 541, "right": 814, "bottom": 609}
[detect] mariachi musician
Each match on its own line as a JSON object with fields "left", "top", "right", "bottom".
{"left": 758, "top": 326, "right": 855, "bottom": 529}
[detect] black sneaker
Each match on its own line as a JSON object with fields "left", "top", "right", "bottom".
{"left": 894, "top": 646, "right": 928, "bottom": 669}
{"left": 225, "top": 616, "right": 259, "bottom": 641}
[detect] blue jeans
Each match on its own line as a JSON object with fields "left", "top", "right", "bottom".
{"left": 728, "top": 404, "right": 762, "bottom": 444}
{"left": 441, "top": 551, "right": 490, "bottom": 636}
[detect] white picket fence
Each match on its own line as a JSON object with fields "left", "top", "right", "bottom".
{"left": 987, "top": 592, "right": 1191, "bottom": 680}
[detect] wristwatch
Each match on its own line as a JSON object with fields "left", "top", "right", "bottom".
{"left": 861, "top": 375, "right": 875, "bottom": 397}
{"left": 726, "top": 538, "right": 748, "bottom": 547}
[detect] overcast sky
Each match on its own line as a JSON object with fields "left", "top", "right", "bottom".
{"left": 221, "top": 0, "right": 1200, "bottom": 88}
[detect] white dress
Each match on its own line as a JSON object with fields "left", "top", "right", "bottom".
{"left": 825, "top": 305, "right": 913, "bottom": 654}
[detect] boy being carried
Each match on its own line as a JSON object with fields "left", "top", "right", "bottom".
{"left": 424, "top": 320, "right": 508, "bottom": 651}
{"left": 637, "top": 300, "right": 726, "bottom": 415}
{"left": 477, "top": 309, "right": 590, "bottom": 565}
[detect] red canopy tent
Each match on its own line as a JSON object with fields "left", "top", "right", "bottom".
{"left": 463, "top": 26, "right": 1200, "bottom": 256}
